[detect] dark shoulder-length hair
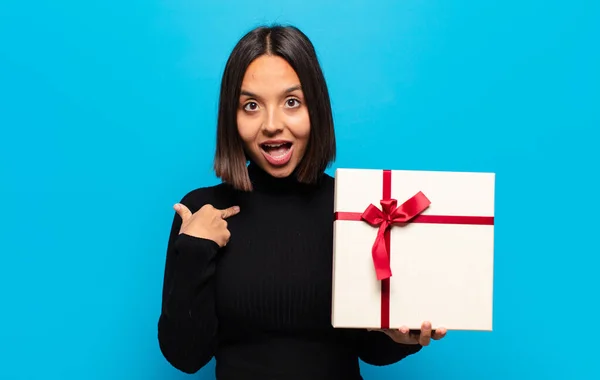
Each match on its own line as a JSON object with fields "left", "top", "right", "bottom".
{"left": 213, "top": 24, "right": 336, "bottom": 191}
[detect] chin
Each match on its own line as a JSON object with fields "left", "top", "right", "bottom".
{"left": 264, "top": 165, "right": 297, "bottom": 178}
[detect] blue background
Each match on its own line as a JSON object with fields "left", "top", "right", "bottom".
{"left": 1, "top": 0, "right": 599, "bottom": 379}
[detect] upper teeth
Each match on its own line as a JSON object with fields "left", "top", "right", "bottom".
{"left": 264, "top": 144, "right": 284, "bottom": 148}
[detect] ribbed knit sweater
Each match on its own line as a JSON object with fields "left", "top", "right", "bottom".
{"left": 157, "top": 162, "right": 422, "bottom": 379}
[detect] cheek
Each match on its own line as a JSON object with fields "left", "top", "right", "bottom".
{"left": 288, "top": 111, "right": 311, "bottom": 141}
{"left": 236, "top": 112, "right": 260, "bottom": 145}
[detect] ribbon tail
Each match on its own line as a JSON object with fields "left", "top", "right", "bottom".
{"left": 372, "top": 224, "right": 392, "bottom": 281}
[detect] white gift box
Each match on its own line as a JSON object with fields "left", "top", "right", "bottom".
{"left": 331, "top": 168, "right": 495, "bottom": 331}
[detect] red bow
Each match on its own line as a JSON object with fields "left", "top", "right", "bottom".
{"left": 361, "top": 192, "right": 431, "bottom": 280}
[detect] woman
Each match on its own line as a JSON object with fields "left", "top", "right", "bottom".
{"left": 157, "top": 24, "right": 446, "bottom": 379}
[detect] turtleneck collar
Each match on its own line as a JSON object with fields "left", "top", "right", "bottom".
{"left": 247, "top": 161, "right": 324, "bottom": 194}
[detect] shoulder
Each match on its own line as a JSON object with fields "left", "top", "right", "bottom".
{"left": 178, "top": 182, "right": 239, "bottom": 213}
{"left": 320, "top": 172, "right": 335, "bottom": 191}
{"left": 312, "top": 172, "right": 335, "bottom": 202}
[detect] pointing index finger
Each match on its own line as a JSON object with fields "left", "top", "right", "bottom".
{"left": 220, "top": 205, "right": 240, "bottom": 219}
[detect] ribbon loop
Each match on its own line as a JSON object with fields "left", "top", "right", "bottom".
{"left": 361, "top": 191, "right": 431, "bottom": 281}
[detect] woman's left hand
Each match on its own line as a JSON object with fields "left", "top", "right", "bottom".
{"left": 377, "top": 321, "right": 447, "bottom": 346}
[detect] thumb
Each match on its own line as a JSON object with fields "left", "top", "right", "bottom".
{"left": 174, "top": 203, "right": 192, "bottom": 221}
{"left": 219, "top": 205, "right": 241, "bottom": 219}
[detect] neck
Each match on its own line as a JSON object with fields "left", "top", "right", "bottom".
{"left": 247, "top": 161, "right": 323, "bottom": 194}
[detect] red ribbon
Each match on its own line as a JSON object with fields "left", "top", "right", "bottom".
{"left": 334, "top": 169, "right": 494, "bottom": 329}
{"left": 361, "top": 193, "right": 432, "bottom": 281}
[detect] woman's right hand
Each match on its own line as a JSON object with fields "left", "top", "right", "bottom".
{"left": 173, "top": 203, "right": 240, "bottom": 247}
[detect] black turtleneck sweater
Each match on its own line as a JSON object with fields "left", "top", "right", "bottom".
{"left": 157, "top": 163, "right": 422, "bottom": 379}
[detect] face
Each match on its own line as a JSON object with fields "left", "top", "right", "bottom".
{"left": 237, "top": 55, "right": 310, "bottom": 178}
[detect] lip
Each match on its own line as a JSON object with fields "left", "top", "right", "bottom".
{"left": 259, "top": 140, "right": 294, "bottom": 167}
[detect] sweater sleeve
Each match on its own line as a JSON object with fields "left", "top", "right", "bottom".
{"left": 356, "top": 330, "right": 423, "bottom": 366}
{"left": 157, "top": 202, "right": 220, "bottom": 374}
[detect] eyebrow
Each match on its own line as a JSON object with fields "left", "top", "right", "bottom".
{"left": 240, "top": 85, "right": 302, "bottom": 98}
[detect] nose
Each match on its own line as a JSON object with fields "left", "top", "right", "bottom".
{"left": 261, "top": 107, "right": 283, "bottom": 135}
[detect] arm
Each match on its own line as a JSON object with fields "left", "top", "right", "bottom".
{"left": 356, "top": 329, "right": 422, "bottom": 366}
{"left": 157, "top": 202, "right": 220, "bottom": 374}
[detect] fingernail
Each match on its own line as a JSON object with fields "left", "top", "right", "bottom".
{"left": 174, "top": 204, "right": 180, "bottom": 210}
{"left": 234, "top": 206, "right": 240, "bottom": 212}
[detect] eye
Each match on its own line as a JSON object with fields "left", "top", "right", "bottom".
{"left": 285, "top": 98, "right": 301, "bottom": 108}
{"left": 243, "top": 102, "right": 259, "bottom": 112}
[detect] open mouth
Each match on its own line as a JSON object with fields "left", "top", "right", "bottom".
{"left": 260, "top": 141, "right": 294, "bottom": 166}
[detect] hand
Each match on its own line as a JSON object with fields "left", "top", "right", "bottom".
{"left": 174, "top": 203, "right": 240, "bottom": 247}
{"left": 375, "top": 321, "right": 447, "bottom": 346}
